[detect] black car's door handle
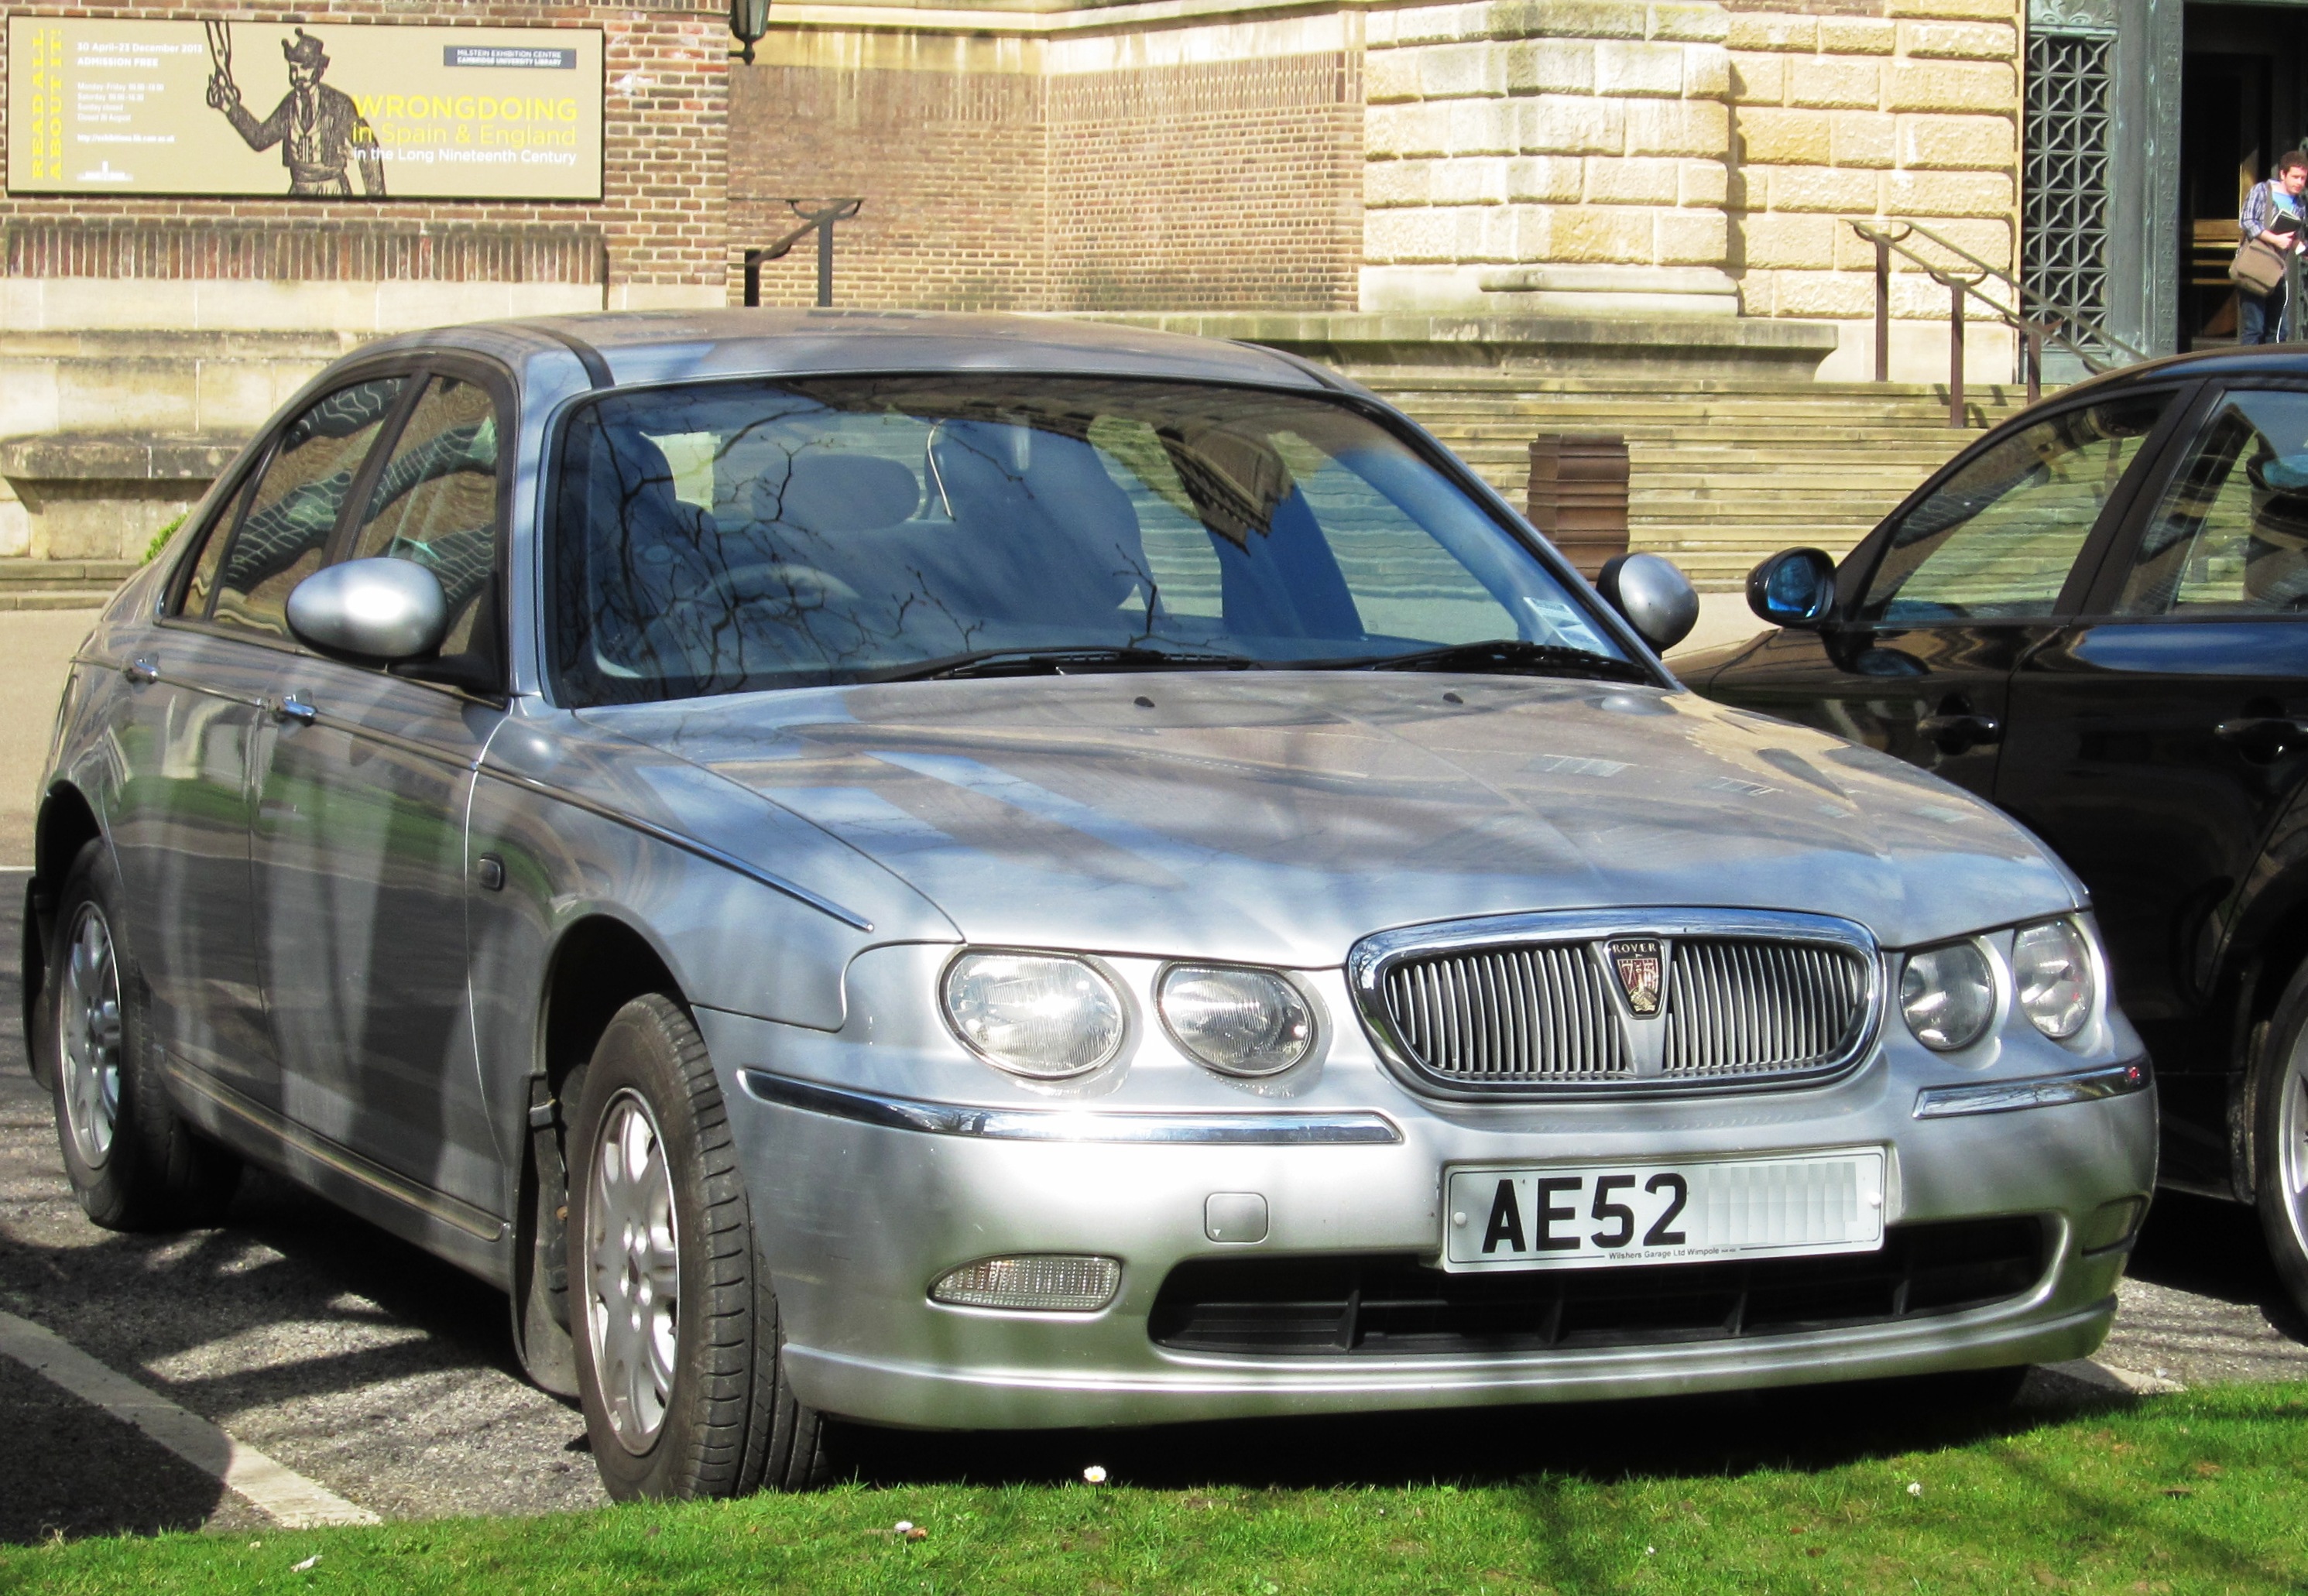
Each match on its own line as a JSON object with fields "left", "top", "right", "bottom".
{"left": 2214, "top": 716, "right": 2308, "bottom": 758}
{"left": 1918, "top": 712, "right": 2002, "bottom": 747}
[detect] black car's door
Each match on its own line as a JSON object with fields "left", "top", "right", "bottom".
{"left": 1703, "top": 391, "right": 2181, "bottom": 802}
{"left": 1996, "top": 378, "right": 2308, "bottom": 1183}
{"left": 250, "top": 365, "right": 511, "bottom": 1218}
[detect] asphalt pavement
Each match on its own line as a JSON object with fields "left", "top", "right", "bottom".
{"left": 3, "top": 864, "right": 2306, "bottom": 1543}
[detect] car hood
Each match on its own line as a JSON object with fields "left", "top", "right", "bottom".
{"left": 581, "top": 673, "right": 2081, "bottom": 965}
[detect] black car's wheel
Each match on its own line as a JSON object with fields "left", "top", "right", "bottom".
{"left": 2253, "top": 962, "right": 2308, "bottom": 1317}
{"left": 35, "top": 839, "right": 239, "bottom": 1231}
{"left": 567, "top": 993, "right": 829, "bottom": 1498}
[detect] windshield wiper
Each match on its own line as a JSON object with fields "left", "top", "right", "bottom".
{"left": 860, "top": 646, "right": 1261, "bottom": 683}
{"left": 1310, "top": 639, "right": 1653, "bottom": 684}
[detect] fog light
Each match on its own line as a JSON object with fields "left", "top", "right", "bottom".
{"left": 929, "top": 1255, "right": 1121, "bottom": 1312}
{"left": 2080, "top": 1196, "right": 2147, "bottom": 1253}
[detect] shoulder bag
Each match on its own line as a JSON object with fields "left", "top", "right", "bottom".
{"left": 2234, "top": 236, "right": 2291, "bottom": 296}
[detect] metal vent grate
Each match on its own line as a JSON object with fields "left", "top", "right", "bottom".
{"left": 1660, "top": 940, "right": 1872, "bottom": 1077}
{"left": 2023, "top": 30, "right": 2114, "bottom": 351}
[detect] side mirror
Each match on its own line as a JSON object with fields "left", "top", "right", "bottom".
{"left": 286, "top": 557, "right": 449, "bottom": 663}
{"left": 1747, "top": 547, "right": 1838, "bottom": 628}
{"left": 1596, "top": 553, "right": 1699, "bottom": 653}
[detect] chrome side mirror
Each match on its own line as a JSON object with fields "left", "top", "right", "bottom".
{"left": 1747, "top": 547, "right": 1838, "bottom": 628}
{"left": 1596, "top": 553, "right": 1699, "bottom": 653}
{"left": 286, "top": 557, "right": 450, "bottom": 663}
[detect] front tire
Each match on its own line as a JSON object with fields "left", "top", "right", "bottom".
{"left": 567, "top": 994, "right": 829, "bottom": 1498}
{"left": 2252, "top": 962, "right": 2308, "bottom": 1318}
{"left": 35, "top": 839, "right": 239, "bottom": 1231}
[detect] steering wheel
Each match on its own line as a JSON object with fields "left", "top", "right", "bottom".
{"left": 686, "top": 560, "right": 863, "bottom": 615}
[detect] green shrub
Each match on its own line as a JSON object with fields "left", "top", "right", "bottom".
{"left": 142, "top": 513, "right": 185, "bottom": 566}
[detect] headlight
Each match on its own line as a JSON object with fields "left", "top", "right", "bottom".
{"left": 1899, "top": 940, "right": 1996, "bottom": 1051}
{"left": 942, "top": 952, "right": 1125, "bottom": 1079}
{"left": 2012, "top": 917, "right": 2094, "bottom": 1039}
{"left": 1157, "top": 965, "right": 1314, "bottom": 1077}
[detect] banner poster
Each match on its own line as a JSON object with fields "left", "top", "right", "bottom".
{"left": 7, "top": 19, "right": 604, "bottom": 200}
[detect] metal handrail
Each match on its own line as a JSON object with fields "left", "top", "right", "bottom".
{"left": 1843, "top": 216, "right": 2149, "bottom": 421}
{"left": 742, "top": 198, "right": 864, "bottom": 309}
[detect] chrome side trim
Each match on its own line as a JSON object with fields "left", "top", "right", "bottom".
{"left": 1347, "top": 908, "right": 1884, "bottom": 1103}
{"left": 166, "top": 1057, "right": 507, "bottom": 1242}
{"left": 477, "top": 764, "right": 874, "bottom": 932}
{"left": 1912, "top": 1059, "right": 2152, "bottom": 1119}
{"left": 738, "top": 1071, "right": 1403, "bottom": 1144}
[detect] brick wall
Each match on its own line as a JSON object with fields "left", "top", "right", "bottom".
{"left": 731, "top": 24, "right": 1362, "bottom": 313}
{"left": 1047, "top": 52, "right": 1362, "bottom": 311}
{"left": 0, "top": 3, "right": 724, "bottom": 301}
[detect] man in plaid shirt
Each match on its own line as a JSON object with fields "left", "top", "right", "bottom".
{"left": 2241, "top": 152, "right": 2308, "bottom": 344}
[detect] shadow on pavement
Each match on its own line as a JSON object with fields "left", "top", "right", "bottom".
{"left": 2128, "top": 1188, "right": 2308, "bottom": 1343}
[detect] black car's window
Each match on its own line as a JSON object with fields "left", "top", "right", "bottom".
{"left": 345, "top": 374, "right": 502, "bottom": 659}
{"left": 1859, "top": 396, "right": 2169, "bottom": 624}
{"left": 2115, "top": 388, "right": 2308, "bottom": 615}
{"left": 549, "top": 375, "right": 1623, "bottom": 705}
{"left": 208, "top": 378, "right": 406, "bottom": 639}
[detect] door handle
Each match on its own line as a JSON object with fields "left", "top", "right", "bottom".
{"left": 122, "top": 656, "right": 157, "bottom": 685}
{"left": 2214, "top": 716, "right": 2308, "bottom": 759}
{"left": 269, "top": 695, "right": 317, "bottom": 726}
{"left": 1918, "top": 712, "right": 2001, "bottom": 750}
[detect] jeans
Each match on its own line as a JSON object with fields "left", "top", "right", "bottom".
{"left": 2243, "top": 279, "right": 2289, "bottom": 344}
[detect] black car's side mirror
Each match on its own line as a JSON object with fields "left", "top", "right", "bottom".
{"left": 1747, "top": 547, "right": 1838, "bottom": 628}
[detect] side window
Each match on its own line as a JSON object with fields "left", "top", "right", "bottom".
{"left": 209, "top": 377, "right": 407, "bottom": 639}
{"left": 345, "top": 374, "right": 502, "bottom": 659}
{"left": 1859, "top": 395, "right": 2170, "bottom": 624}
{"left": 2115, "top": 388, "right": 2308, "bottom": 615}
{"left": 173, "top": 473, "right": 252, "bottom": 618}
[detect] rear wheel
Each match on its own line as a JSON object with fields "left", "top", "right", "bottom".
{"left": 2252, "top": 961, "right": 2308, "bottom": 1318}
{"left": 567, "top": 993, "right": 829, "bottom": 1498}
{"left": 36, "top": 840, "right": 238, "bottom": 1230}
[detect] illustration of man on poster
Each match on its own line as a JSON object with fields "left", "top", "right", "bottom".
{"left": 205, "top": 26, "right": 386, "bottom": 197}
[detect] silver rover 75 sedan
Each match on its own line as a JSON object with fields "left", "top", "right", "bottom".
{"left": 25, "top": 311, "right": 2154, "bottom": 1499}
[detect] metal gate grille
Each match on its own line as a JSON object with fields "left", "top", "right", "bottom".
{"left": 2023, "top": 31, "right": 2114, "bottom": 345}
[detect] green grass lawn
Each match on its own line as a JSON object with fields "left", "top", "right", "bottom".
{"left": 8, "top": 1381, "right": 2305, "bottom": 1594}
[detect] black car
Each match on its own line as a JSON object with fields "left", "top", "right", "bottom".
{"left": 1679, "top": 346, "right": 2308, "bottom": 1317}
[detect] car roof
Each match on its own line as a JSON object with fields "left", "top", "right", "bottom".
{"left": 362, "top": 309, "right": 1339, "bottom": 392}
{"left": 2054, "top": 342, "right": 2308, "bottom": 402}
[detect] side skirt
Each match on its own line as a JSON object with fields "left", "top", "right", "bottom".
{"left": 165, "top": 1054, "right": 513, "bottom": 1289}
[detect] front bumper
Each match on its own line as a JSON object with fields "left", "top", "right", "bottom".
{"left": 705, "top": 1001, "right": 2157, "bottom": 1432}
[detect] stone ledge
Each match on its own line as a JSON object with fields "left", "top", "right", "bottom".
{"left": 0, "top": 435, "right": 245, "bottom": 484}
{"left": 1067, "top": 310, "right": 1838, "bottom": 375}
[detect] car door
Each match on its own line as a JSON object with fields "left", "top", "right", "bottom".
{"left": 1995, "top": 379, "right": 2308, "bottom": 1176}
{"left": 105, "top": 460, "right": 283, "bottom": 1101}
{"left": 251, "top": 364, "right": 512, "bottom": 1216}
{"left": 1703, "top": 391, "right": 2183, "bottom": 801}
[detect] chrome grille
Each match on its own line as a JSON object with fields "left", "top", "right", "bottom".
{"left": 1356, "top": 916, "right": 1878, "bottom": 1098}
{"left": 1660, "top": 940, "right": 1871, "bottom": 1078}
{"left": 1381, "top": 944, "right": 1631, "bottom": 1083}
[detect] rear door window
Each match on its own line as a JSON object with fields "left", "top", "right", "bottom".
{"left": 2113, "top": 386, "right": 2308, "bottom": 615}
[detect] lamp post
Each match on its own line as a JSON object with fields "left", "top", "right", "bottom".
{"left": 730, "top": 0, "right": 770, "bottom": 64}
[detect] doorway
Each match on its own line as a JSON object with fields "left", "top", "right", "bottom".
{"left": 2179, "top": 6, "right": 2308, "bottom": 351}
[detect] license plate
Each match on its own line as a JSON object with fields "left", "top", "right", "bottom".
{"left": 1442, "top": 1149, "right": 1887, "bottom": 1272}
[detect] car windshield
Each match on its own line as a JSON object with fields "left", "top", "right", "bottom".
{"left": 548, "top": 374, "right": 1626, "bottom": 704}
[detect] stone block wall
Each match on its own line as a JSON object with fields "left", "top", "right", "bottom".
{"left": 1724, "top": 0, "right": 2022, "bottom": 381}
{"left": 1363, "top": 1, "right": 1740, "bottom": 315}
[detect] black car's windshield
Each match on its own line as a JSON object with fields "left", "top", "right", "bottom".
{"left": 549, "top": 375, "right": 1627, "bottom": 704}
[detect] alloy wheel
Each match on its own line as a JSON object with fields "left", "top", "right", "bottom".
{"left": 2283, "top": 1029, "right": 2308, "bottom": 1261}
{"left": 585, "top": 1088, "right": 681, "bottom": 1454}
{"left": 57, "top": 902, "right": 122, "bottom": 1170}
